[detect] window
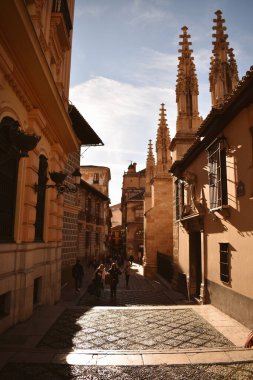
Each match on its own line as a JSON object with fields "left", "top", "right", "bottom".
{"left": 207, "top": 139, "right": 228, "bottom": 210}
{"left": 219, "top": 243, "right": 230, "bottom": 283}
{"left": 135, "top": 207, "right": 143, "bottom": 219}
{"left": 0, "top": 117, "right": 19, "bottom": 242}
{"left": 0, "top": 291, "right": 11, "bottom": 319}
{"left": 175, "top": 180, "right": 185, "bottom": 220}
{"left": 33, "top": 277, "right": 42, "bottom": 306}
{"left": 93, "top": 173, "right": 99, "bottom": 184}
{"left": 95, "top": 202, "right": 100, "bottom": 224}
{"left": 34, "top": 155, "right": 48, "bottom": 241}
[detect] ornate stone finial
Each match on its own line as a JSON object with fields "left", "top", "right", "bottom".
{"left": 145, "top": 139, "right": 155, "bottom": 187}
{"left": 147, "top": 139, "right": 155, "bottom": 161}
{"left": 209, "top": 10, "right": 239, "bottom": 107}
{"left": 155, "top": 104, "right": 171, "bottom": 174}
{"left": 175, "top": 26, "right": 201, "bottom": 133}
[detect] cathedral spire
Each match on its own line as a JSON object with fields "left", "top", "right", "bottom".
{"left": 209, "top": 10, "right": 239, "bottom": 107}
{"left": 145, "top": 139, "right": 155, "bottom": 194}
{"left": 176, "top": 26, "right": 201, "bottom": 133}
{"left": 146, "top": 139, "right": 155, "bottom": 167}
{"left": 156, "top": 104, "right": 171, "bottom": 174}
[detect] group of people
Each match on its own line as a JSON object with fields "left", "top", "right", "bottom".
{"left": 72, "top": 257, "right": 133, "bottom": 299}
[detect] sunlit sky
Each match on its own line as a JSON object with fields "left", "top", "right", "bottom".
{"left": 69, "top": 0, "right": 253, "bottom": 205}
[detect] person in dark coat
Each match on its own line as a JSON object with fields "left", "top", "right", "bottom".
{"left": 72, "top": 259, "right": 84, "bottom": 292}
{"left": 108, "top": 262, "right": 121, "bottom": 299}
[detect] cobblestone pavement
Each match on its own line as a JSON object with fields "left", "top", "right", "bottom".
{"left": 78, "top": 289, "right": 176, "bottom": 306}
{"left": 38, "top": 308, "right": 233, "bottom": 350}
{"left": 78, "top": 263, "right": 186, "bottom": 306}
{"left": 1, "top": 362, "right": 253, "bottom": 380}
{"left": 0, "top": 263, "right": 252, "bottom": 379}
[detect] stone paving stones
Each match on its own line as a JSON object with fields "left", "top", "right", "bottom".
{"left": 37, "top": 308, "right": 234, "bottom": 350}
{"left": 78, "top": 289, "right": 176, "bottom": 306}
{"left": 1, "top": 362, "right": 253, "bottom": 380}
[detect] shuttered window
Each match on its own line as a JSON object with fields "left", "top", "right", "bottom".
{"left": 175, "top": 180, "right": 181, "bottom": 221}
{"left": 219, "top": 243, "right": 230, "bottom": 283}
{"left": 207, "top": 140, "right": 228, "bottom": 210}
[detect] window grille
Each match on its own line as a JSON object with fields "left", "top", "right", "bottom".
{"left": 219, "top": 243, "right": 230, "bottom": 283}
{"left": 176, "top": 180, "right": 188, "bottom": 219}
{"left": 207, "top": 140, "right": 228, "bottom": 210}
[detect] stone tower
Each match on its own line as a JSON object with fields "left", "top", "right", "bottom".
{"left": 209, "top": 10, "right": 239, "bottom": 107}
{"left": 170, "top": 26, "right": 202, "bottom": 162}
{"left": 143, "top": 104, "right": 173, "bottom": 278}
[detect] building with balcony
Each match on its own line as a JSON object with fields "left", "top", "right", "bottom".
{"left": 77, "top": 179, "right": 110, "bottom": 266}
{"left": 170, "top": 11, "right": 253, "bottom": 329}
{"left": 0, "top": 0, "right": 79, "bottom": 333}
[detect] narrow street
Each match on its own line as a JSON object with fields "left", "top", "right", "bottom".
{"left": 0, "top": 263, "right": 252, "bottom": 379}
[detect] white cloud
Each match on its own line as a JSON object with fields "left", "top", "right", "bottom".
{"left": 70, "top": 76, "right": 176, "bottom": 204}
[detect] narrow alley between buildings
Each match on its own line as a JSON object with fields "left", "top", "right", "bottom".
{"left": 0, "top": 261, "right": 252, "bottom": 379}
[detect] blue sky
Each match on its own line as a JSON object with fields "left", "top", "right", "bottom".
{"left": 69, "top": 0, "right": 253, "bottom": 205}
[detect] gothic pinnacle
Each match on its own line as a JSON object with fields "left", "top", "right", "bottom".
{"left": 209, "top": 9, "right": 239, "bottom": 106}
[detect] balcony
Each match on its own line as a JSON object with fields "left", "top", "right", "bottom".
{"left": 51, "top": 0, "right": 72, "bottom": 51}
{"left": 52, "top": 0, "right": 72, "bottom": 35}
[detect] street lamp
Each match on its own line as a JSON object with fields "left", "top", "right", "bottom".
{"left": 34, "top": 168, "right": 81, "bottom": 195}
{"left": 0, "top": 117, "right": 41, "bottom": 165}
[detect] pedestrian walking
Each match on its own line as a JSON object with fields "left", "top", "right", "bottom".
{"left": 72, "top": 259, "right": 84, "bottom": 292}
{"left": 129, "top": 254, "right": 134, "bottom": 266}
{"left": 124, "top": 260, "right": 131, "bottom": 289}
{"left": 94, "top": 264, "right": 105, "bottom": 298}
{"left": 108, "top": 262, "right": 121, "bottom": 299}
{"left": 138, "top": 250, "right": 142, "bottom": 264}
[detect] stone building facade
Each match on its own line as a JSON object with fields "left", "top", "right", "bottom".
{"left": 81, "top": 165, "right": 111, "bottom": 197}
{"left": 77, "top": 179, "right": 110, "bottom": 266}
{"left": 169, "top": 25, "right": 203, "bottom": 287}
{"left": 110, "top": 203, "right": 122, "bottom": 228}
{"left": 61, "top": 107, "right": 103, "bottom": 284}
{"left": 0, "top": 0, "right": 78, "bottom": 333}
{"left": 110, "top": 203, "right": 122, "bottom": 257}
{"left": 121, "top": 163, "right": 145, "bottom": 260}
{"left": 170, "top": 11, "right": 253, "bottom": 329}
{"left": 143, "top": 105, "right": 173, "bottom": 278}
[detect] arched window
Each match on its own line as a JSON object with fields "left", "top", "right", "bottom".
{"left": 0, "top": 117, "right": 19, "bottom": 242}
{"left": 34, "top": 155, "right": 48, "bottom": 241}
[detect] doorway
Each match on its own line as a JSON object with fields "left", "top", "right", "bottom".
{"left": 189, "top": 231, "right": 202, "bottom": 298}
